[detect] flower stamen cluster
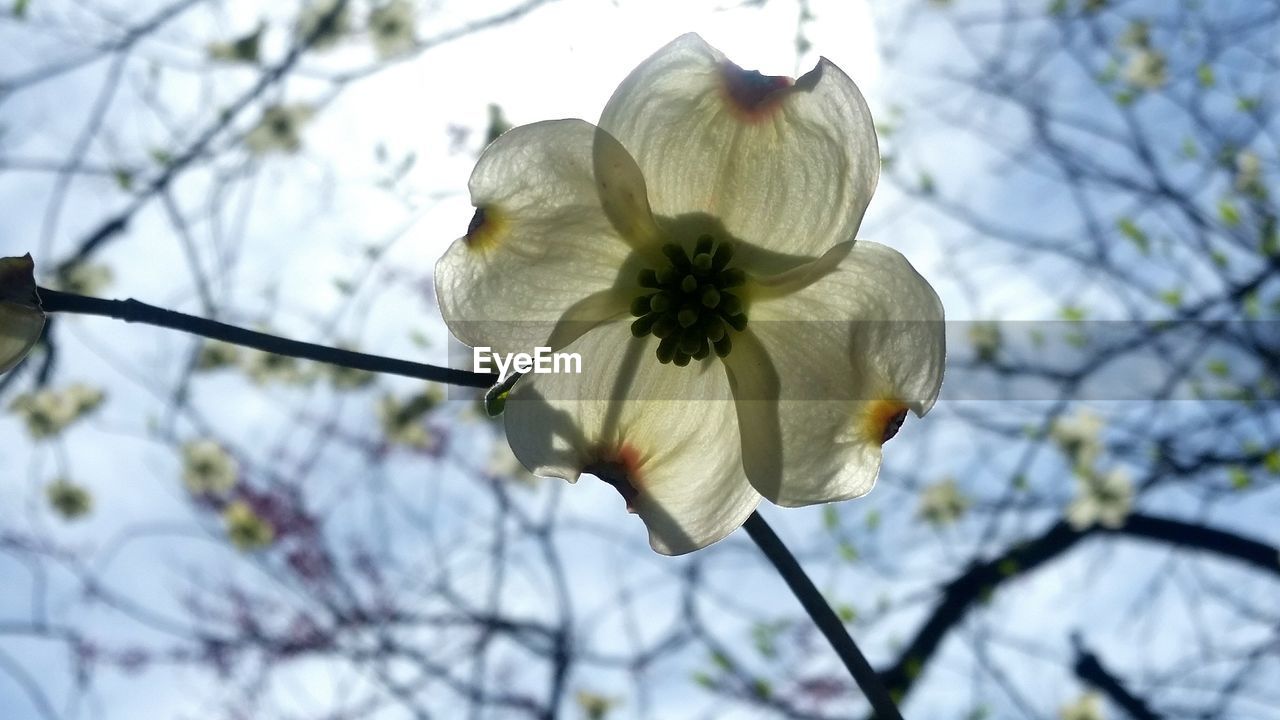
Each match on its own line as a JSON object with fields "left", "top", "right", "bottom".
{"left": 629, "top": 236, "right": 747, "bottom": 365}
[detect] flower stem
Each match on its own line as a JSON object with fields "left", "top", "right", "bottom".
{"left": 743, "top": 511, "right": 904, "bottom": 720}
{"left": 37, "top": 288, "right": 498, "bottom": 388}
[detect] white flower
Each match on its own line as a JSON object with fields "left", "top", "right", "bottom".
{"left": 378, "top": 388, "right": 440, "bottom": 448}
{"left": 968, "top": 321, "right": 1001, "bottom": 362}
{"left": 1050, "top": 409, "right": 1104, "bottom": 472}
{"left": 47, "top": 478, "right": 93, "bottom": 520}
{"left": 182, "top": 440, "right": 239, "bottom": 496}
{"left": 917, "top": 478, "right": 969, "bottom": 526}
{"left": 1059, "top": 692, "right": 1105, "bottom": 720}
{"left": 242, "top": 348, "right": 311, "bottom": 384}
{"left": 1123, "top": 49, "right": 1167, "bottom": 91}
{"left": 223, "top": 500, "right": 274, "bottom": 551}
{"left": 368, "top": 0, "right": 415, "bottom": 59}
{"left": 55, "top": 261, "right": 113, "bottom": 296}
{"left": 196, "top": 339, "right": 241, "bottom": 370}
{"left": 1067, "top": 466, "right": 1133, "bottom": 530}
{"left": 295, "top": 0, "right": 350, "bottom": 51}
{"left": 208, "top": 23, "right": 264, "bottom": 64}
{"left": 434, "top": 35, "right": 946, "bottom": 555}
{"left": 10, "top": 383, "right": 105, "bottom": 438}
{"left": 245, "top": 104, "right": 314, "bottom": 155}
{"left": 326, "top": 345, "right": 376, "bottom": 389}
{"left": 1118, "top": 21, "right": 1150, "bottom": 50}
{"left": 1235, "top": 150, "right": 1264, "bottom": 197}
{"left": 0, "top": 254, "right": 45, "bottom": 375}
{"left": 575, "top": 690, "right": 619, "bottom": 720}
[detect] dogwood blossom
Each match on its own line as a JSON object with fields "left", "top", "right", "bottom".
{"left": 968, "top": 321, "right": 1002, "bottom": 363}
{"left": 368, "top": 0, "right": 415, "bottom": 59}
{"left": 1059, "top": 692, "right": 1106, "bottom": 720}
{"left": 245, "top": 104, "right": 314, "bottom": 155}
{"left": 295, "top": 0, "right": 350, "bottom": 51}
{"left": 196, "top": 339, "right": 241, "bottom": 370}
{"left": 1124, "top": 49, "right": 1167, "bottom": 91}
{"left": 378, "top": 387, "right": 440, "bottom": 448}
{"left": 917, "top": 477, "right": 969, "bottom": 526}
{"left": 1050, "top": 408, "right": 1104, "bottom": 472}
{"left": 10, "top": 383, "right": 105, "bottom": 438}
{"left": 54, "top": 261, "right": 113, "bottom": 296}
{"left": 435, "top": 35, "right": 946, "bottom": 554}
{"left": 224, "top": 500, "right": 275, "bottom": 551}
{"left": 1067, "top": 466, "right": 1133, "bottom": 530}
{"left": 182, "top": 440, "right": 239, "bottom": 496}
{"left": 208, "top": 23, "right": 264, "bottom": 64}
{"left": 1235, "top": 150, "right": 1264, "bottom": 198}
{"left": 47, "top": 478, "right": 93, "bottom": 520}
{"left": 0, "top": 254, "right": 44, "bottom": 375}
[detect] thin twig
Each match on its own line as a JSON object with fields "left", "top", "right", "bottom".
{"left": 38, "top": 287, "right": 498, "bottom": 389}
{"left": 742, "top": 512, "right": 905, "bottom": 720}
{"left": 1072, "top": 635, "right": 1163, "bottom": 720}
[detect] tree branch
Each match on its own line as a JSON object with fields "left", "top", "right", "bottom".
{"left": 874, "top": 513, "right": 1279, "bottom": 712}
{"left": 1072, "top": 635, "right": 1163, "bottom": 720}
{"left": 744, "top": 512, "right": 904, "bottom": 720}
{"left": 38, "top": 287, "right": 498, "bottom": 389}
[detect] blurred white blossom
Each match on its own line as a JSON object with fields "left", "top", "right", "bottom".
{"left": 55, "top": 261, "right": 113, "bottom": 296}
{"left": 182, "top": 440, "right": 239, "bottom": 496}
{"left": 378, "top": 387, "right": 441, "bottom": 448}
{"left": 224, "top": 501, "right": 275, "bottom": 551}
{"left": 1235, "top": 150, "right": 1264, "bottom": 197}
{"left": 917, "top": 478, "right": 969, "bottom": 526}
{"left": 327, "top": 347, "right": 376, "bottom": 389}
{"left": 242, "top": 348, "right": 311, "bottom": 385}
{"left": 369, "top": 0, "right": 415, "bottom": 59}
{"left": 1050, "top": 409, "right": 1104, "bottom": 472}
{"left": 1068, "top": 467, "right": 1133, "bottom": 530}
{"left": 47, "top": 478, "right": 93, "bottom": 520}
{"left": 207, "top": 23, "right": 263, "bottom": 64}
{"left": 10, "top": 383, "right": 105, "bottom": 438}
{"left": 196, "top": 339, "right": 241, "bottom": 370}
{"left": 1124, "top": 49, "right": 1167, "bottom": 91}
{"left": 968, "top": 321, "right": 1002, "bottom": 362}
{"left": 245, "top": 104, "right": 314, "bottom": 155}
{"left": 1059, "top": 692, "right": 1105, "bottom": 720}
{"left": 295, "top": 0, "right": 350, "bottom": 50}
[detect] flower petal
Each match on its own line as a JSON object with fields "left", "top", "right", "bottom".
{"left": 0, "top": 255, "right": 45, "bottom": 375}
{"left": 435, "top": 120, "right": 660, "bottom": 357}
{"left": 0, "top": 303, "right": 43, "bottom": 374}
{"left": 599, "top": 33, "right": 879, "bottom": 259}
{"left": 504, "top": 321, "right": 760, "bottom": 555}
{"left": 724, "top": 241, "right": 945, "bottom": 506}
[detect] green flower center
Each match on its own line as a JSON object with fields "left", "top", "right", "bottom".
{"left": 629, "top": 235, "right": 748, "bottom": 366}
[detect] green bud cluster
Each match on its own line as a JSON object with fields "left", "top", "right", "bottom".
{"left": 630, "top": 235, "right": 748, "bottom": 365}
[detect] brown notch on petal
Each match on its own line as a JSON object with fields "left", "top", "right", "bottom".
{"left": 861, "top": 399, "right": 910, "bottom": 446}
{"left": 463, "top": 206, "right": 505, "bottom": 252}
{"left": 720, "top": 62, "right": 794, "bottom": 122}
{"left": 466, "top": 207, "right": 487, "bottom": 236}
{"left": 881, "top": 408, "right": 908, "bottom": 444}
{"left": 584, "top": 444, "right": 644, "bottom": 513}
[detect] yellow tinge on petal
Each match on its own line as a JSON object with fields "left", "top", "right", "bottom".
{"left": 463, "top": 206, "right": 508, "bottom": 253}
{"left": 860, "top": 398, "right": 910, "bottom": 446}
{"left": 0, "top": 254, "right": 45, "bottom": 375}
